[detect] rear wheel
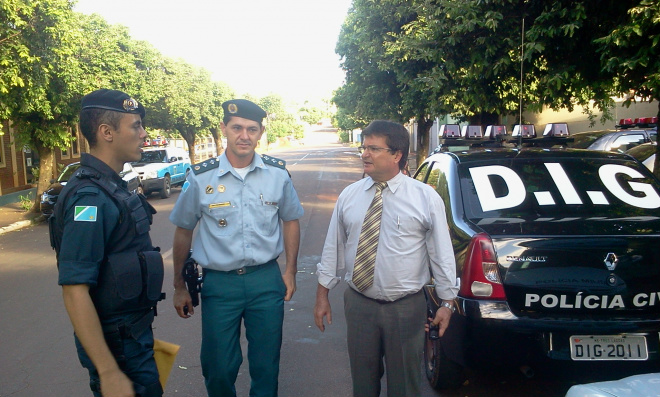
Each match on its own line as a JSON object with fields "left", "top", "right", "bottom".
{"left": 424, "top": 329, "right": 466, "bottom": 389}
{"left": 160, "top": 175, "right": 171, "bottom": 199}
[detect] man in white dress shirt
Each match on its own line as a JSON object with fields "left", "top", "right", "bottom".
{"left": 314, "top": 120, "right": 458, "bottom": 397}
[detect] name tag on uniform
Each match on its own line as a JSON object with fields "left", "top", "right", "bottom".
{"left": 209, "top": 202, "right": 231, "bottom": 209}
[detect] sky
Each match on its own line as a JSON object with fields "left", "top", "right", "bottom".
{"left": 73, "top": 0, "right": 354, "bottom": 105}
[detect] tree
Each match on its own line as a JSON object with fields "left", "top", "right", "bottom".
{"left": 596, "top": 0, "right": 660, "bottom": 177}
{"left": 151, "top": 59, "right": 214, "bottom": 162}
{"left": 334, "top": 0, "right": 649, "bottom": 166}
{"left": 334, "top": 0, "right": 440, "bottom": 164}
{"left": 206, "top": 81, "right": 235, "bottom": 156}
{"left": 0, "top": 0, "right": 85, "bottom": 212}
{"left": 259, "top": 94, "right": 304, "bottom": 144}
{"left": 298, "top": 102, "right": 325, "bottom": 125}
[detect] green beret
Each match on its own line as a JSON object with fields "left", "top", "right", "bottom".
{"left": 222, "top": 99, "right": 267, "bottom": 123}
{"left": 81, "top": 89, "right": 145, "bottom": 119}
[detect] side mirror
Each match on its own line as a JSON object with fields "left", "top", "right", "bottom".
{"left": 169, "top": 156, "right": 177, "bottom": 163}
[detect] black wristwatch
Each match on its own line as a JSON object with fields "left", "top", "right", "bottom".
{"left": 441, "top": 301, "right": 455, "bottom": 312}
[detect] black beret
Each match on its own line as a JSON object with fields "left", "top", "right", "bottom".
{"left": 81, "top": 89, "right": 146, "bottom": 119}
{"left": 222, "top": 99, "right": 267, "bottom": 123}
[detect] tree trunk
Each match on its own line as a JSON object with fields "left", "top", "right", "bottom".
{"left": 33, "top": 144, "right": 55, "bottom": 214}
{"left": 178, "top": 126, "right": 197, "bottom": 163}
{"left": 415, "top": 116, "right": 434, "bottom": 171}
{"left": 210, "top": 127, "right": 224, "bottom": 156}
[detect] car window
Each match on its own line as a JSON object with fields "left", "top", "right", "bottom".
{"left": 414, "top": 162, "right": 429, "bottom": 183}
{"left": 610, "top": 134, "right": 646, "bottom": 152}
{"left": 140, "top": 150, "right": 167, "bottom": 163}
{"left": 569, "top": 131, "right": 611, "bottom": 149}
{"left": 649, "top": 129, "right": 657, "bottom": 142}
{"left": 459, "top": 157, "right": 660, "bottom": 221}
{"left": 58, "top": 163, "right": 81, "bottom": 182}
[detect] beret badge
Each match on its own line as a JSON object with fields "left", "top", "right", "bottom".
{"left": 228, "top": 103, "right": 238, "bottom": 114}
{"left": 123, "top": 98, "right": 140, "bottom": 112}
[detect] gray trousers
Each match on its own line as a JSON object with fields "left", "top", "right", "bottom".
{"left": 344, "top": 287, "right": 426, "bottom": 397}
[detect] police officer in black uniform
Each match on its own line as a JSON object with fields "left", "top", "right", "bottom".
{"left": 52, "top": 89, "right": 164, "bottom": 397}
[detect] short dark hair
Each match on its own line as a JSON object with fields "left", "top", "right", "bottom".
{"left": 362, "top": 120, "right": 409, "bottom": 170}
{"left": 79, "top": 108, "right": 122, "bottom": 148}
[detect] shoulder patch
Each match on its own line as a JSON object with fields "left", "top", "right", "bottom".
{"left": 261, "top": 154, "right": 286, "bottom": 170}
{"left": 192, "top": 157, "right": 220, "bottom": 175}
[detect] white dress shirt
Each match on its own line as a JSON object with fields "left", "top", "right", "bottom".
{"left": 317, "top": 172, "right": 458, "bottom": 301}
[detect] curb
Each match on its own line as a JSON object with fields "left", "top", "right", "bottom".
{"left": 0, "top": 216, "right": 45, "bottom": 236}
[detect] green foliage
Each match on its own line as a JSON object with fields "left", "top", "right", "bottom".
{"left": 338, "top": 130, "right": 350, "bottom": 143}
{"left": 258, "top": 94, "right": 305, "bottom": 140}
{"left": 18, "top": 192, "right": 33, "bottom": 212}
{"left": 298, "top": 102, "right": 327, "bottom": 125}
{"left": 333, "top": 0, "right": 658, "bottom": 152}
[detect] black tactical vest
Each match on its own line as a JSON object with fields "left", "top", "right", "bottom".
{"left": 50, "top": 165, "right": 164, "bottom": 318}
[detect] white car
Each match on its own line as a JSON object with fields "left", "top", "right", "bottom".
{"left": 132, "top": 147, "right": 191, "bottom": 198}
{"left": 565, "top": 372, "right": 660, "bottom": 397}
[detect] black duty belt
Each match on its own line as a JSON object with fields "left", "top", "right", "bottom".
{"left": 102, "top": 309, "right": 155, "bottom": 340}
{"left": 206, "top": 259, "right": 277, "bottom": 276}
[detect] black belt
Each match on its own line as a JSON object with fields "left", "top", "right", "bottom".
{"left": 206, "top": 259, "right": 277, "bottom": 276}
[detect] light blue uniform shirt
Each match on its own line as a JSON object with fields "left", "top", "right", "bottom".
{"left": 170, "top": 152, "right": 304, "bottom": 271}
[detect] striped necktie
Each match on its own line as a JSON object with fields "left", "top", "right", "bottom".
{"left": 352, "top": 182, "right": 387, "bottom": 292}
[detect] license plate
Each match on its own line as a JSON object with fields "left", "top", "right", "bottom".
{"left": 570, "top": 335, "right": 648, "bottom": 361}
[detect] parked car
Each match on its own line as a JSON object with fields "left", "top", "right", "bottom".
{"left": 626, "top": 142, "right": 656, "bottom": 173}
{"left": 131, "top": 147, "right": 191, "bottom": 198}
{"left": 565, "top": 372, "right": 660, "bottom": 397}
{"left": 569, "top": 128, "right": 656, "bottom": 153}
{"left": 40, "top": 162, "right": 142, "bottom": 216}
{"left": 150, "top": 135, "right": 168, "bottom": 146}
{"left": 415, "top": 130, "right": 660, "bottom": 389}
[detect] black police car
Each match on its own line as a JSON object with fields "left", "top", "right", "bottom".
{"left": 40, "top": 162, "right": 142, "bottom": 216}
{"left": 415, "top": 124, "right": 660, "bottom": 389}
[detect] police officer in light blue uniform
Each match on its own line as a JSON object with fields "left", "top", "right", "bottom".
{"left": 170, "top": 99, "right": 303, "bottom": 397}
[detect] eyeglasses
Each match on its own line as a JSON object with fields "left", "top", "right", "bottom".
{"left": 357, "top": 145, "right": 394, "bottom": 154}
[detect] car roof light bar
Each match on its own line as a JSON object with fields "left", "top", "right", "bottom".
{"left": 542, "top": 123, "right": 570, "bottom": 137}
{"left": 484, "top": 125, "right": 507, "bottom": 140}
{"left": 512, "top": 124, "right": 536, "bottom": 138}
{"left": 462, "top": 125, "right": 483, "bottom": 139}
{"left": 440, "top": 124, "right": 461, "bottom": 138}
{"left": 616, "top": 117, "right": 658, "bottom": 129}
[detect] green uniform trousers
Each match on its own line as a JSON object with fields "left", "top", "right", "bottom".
{"left": 200, "top": 260, "right": 285, "bottom": 397}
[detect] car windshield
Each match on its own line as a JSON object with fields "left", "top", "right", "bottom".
{"left": 57, "top": 163, "right": 80, "bottom": 182}
{"left": 138, "top": 150, "right": 167, "bottom": 163}
{"left": 457, "top": 157, "right": 660, "bottom": 221}
{"left": 568, "top": 131, "right": 612, "bottom": 149}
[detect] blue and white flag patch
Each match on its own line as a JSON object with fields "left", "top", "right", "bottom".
{"left": 74, "top": 206, "right": 97, "bottom": 222}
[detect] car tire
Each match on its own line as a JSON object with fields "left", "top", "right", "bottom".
{"left": 424, "top": 328, "right": 466, "bottom": 389}
{"left": 160, "top": 175, "right": 171, "bottom": 199}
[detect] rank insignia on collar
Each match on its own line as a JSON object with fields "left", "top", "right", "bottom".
{"left": 206, "top": 185, "right": 214, "bottom": 194}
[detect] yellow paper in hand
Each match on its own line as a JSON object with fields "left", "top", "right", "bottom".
{"left": 153, "top": 339, "right": 180, "bottom": 389}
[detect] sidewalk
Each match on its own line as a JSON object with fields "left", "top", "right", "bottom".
{"left": 0, "top": 189, "right": 44, "bottom": 236}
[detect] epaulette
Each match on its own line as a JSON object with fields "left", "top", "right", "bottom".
{"left": 192, "top": 157, "right": 220, "bottom": 175}
{"left": 261, "top": 154, "right": 286, "bottom": 170}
